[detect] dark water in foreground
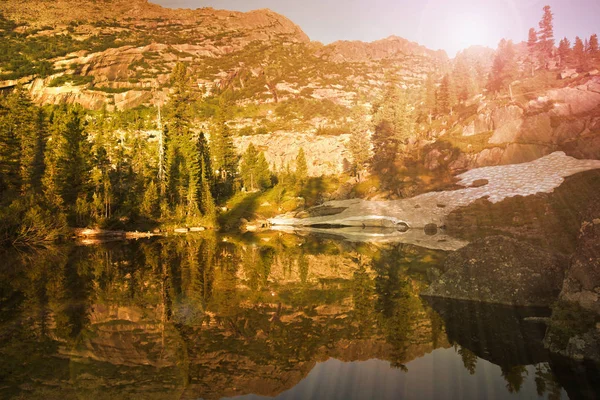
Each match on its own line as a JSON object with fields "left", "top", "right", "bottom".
{"left": 1, "top": 233, "right": 599, "bottom": 399}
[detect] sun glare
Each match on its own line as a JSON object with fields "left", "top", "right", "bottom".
{"left": 448, "top": 12, "right": 490, "bottom": 53}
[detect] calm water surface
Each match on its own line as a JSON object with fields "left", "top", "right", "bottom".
{"left": 1, "top": 232, "right": 598, "bottom": 399}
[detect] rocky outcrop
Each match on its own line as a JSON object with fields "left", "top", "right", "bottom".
{"left": 270, "top": 152, "right": 600, "bottom": 243}
{"left": 3, "top": 0, "right": 310, "bottom": 43}
{"left": 489, "top": 105, "right": 524, "bottom": 144}
{"left": 318, "top": 35, "right": 448, "bottom": 64}
{"left": 423, "top": 236, "right": 568, "bottom": 306}
{"left": 234, "top": 132, "right": 351, "bottom": 176}
{"left": 485, "top": 77, "right": 600, "bottom": 161}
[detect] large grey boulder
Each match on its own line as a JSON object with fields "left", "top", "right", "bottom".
{"left": 489, "top": 105, "right": 524, "bottom": 144}
{"left": 423, "top": 236, "right": 568, "bottom": 306}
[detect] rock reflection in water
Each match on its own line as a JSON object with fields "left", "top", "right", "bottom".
{"left": 0, "top": 233, "right": 595, "bottom": 399}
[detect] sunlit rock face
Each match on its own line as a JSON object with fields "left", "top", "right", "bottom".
{"left": 234, "top": 132, "right": 351, "bottom": 177}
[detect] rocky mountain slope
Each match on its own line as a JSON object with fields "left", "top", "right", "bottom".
{"left": 0, "top": 0, "right": 449, "bottom": 160}
{"left": 2, "top": 0, "right": 598, "bottom": 178}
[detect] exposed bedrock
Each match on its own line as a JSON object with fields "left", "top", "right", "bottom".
{"left": 270, "top": 152, "right": 600, "bottom": 245}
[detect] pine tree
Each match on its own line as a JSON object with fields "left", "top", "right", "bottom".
{"left": 374, "top": 85, "right": 416, "bottom": 145}
{"left": 573, "top": 36, "right": 586, "bottom": 69}
{"left": 423, "top": 73, "right": 437, "bottom": 118}
{"left": 256, "top": 152, "right": 271, "bottom": 189}
{"left": 527, "top": 28, "right": 538, "bottom": 56}
{"left": 558, "top": 37, "right": 571, "bottom": 66}
{"left": 487, "top": 39, "right": 518, "bottom": 93}
{"left": 140, "top": 180, "right": 160, "bottom": 219}
{"left": 43, "top": 106, "right": 90, "bottom": 212}
{"left": 437, "top": 75, "right": 452, "bottom": 113}
{"left": 240, "top": 143, "right": 259, "bottom": 191}
{"left": 370, "top": 120, "right": 398, "bottom": 187}
{"left": 537, "top": 5, "right": 555, "bottom": 62}
{"left": 0, "top": 95, "right": 24, "bottom": 197}
{"left": 212, "top": 95, "right": 238, "bottom": 196}
{"left": 588, "top": 34, "right": 599, "bottom": 59}
{"left": 295, "top": 147, "right": 308, "bottom": 183}
{"left": 348, "top": 104, "right": 371, "bottom": 176}
{"left": 527, "top": 28, "right": 538, "bottom": 72}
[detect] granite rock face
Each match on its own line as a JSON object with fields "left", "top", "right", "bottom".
{"left": 423, "top": 236, "right": 568, "bottom": 306}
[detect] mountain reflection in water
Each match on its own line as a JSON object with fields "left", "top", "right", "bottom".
{"left": 0, "top": 232, "right": 598, "bottom": 399}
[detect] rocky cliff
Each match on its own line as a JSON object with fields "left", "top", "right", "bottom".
{"left": 0, "top": 0, "right": 447, "bottom": 146}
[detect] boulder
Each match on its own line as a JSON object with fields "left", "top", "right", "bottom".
{"left": 424, "top": 148, "right": 443, "bottom": 170}
{"left": 546, "top": 87, "right": 600, "bottom": 115}
{"left": 423, "top": 236, "right": 568, "bottom": 306}
{"left": 560, "top": 69, "right": 578, "bottom": 79}
{"left": 553, "top": 119, "right": 586, "bottom": 144}
{"left": 500, "top": 143, "right": 552, "bottom": 165}
{"left": 474, "top": 147, "right": 504, "bottom": 167}
{"left": 517, "top": 113, "right": 553, "bottom": 143}
{"left": 489, "top": 105, "right": 524, "bottom": 144}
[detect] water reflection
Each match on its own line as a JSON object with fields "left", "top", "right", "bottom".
{"left": 0, "top": 233, "right": 597, "bottom": 399}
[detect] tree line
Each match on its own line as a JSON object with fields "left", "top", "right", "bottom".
{"left": 0, "top": 62, "right": 316, "bottom": 247}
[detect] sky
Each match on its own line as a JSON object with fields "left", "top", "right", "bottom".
{"left": 152, "top": 0, "right": 600, "bottom": 56}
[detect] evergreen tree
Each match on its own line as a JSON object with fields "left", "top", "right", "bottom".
{"left": 370, "top": 120, "right": 398, "bottom": 186}
{"left": 423, "top": 73, "right": 437, "bottom": 119}
{"left": 196, "top": 132, "right": 215, "bottom": 218}
{"left": 295, "top": 147, "right": 308, "bottom": 183}
{"left": 43, "top": 106, "right": 90, "bottom": 215}
{"left": 537, "top": 5, "right": 555, "bottom": 61}
{"left": 558, "top": 37, "right": 571, "bottom": 66}
{"left": 0, "top": 95, "right": 24, "bottom": 196}
{"left": 90, "top": 143, "right": 112, "bottom": 220}
{"left": 213, "top": 96, "right": 237, "bottom": 179}
{"left": 573, "top": 36, "right": 586, "bottom": 69}
{"left": 527, "top": 28, "right": 538, "bottom": 56}
{"left": 256, "top": 152, "right": 271, "bottom": 189}
{"left": 527, "top": 28, "right": 538, "bottom": 72}
{"left": 374, "top": 85, "right": 416, "bottom": 146}
{"left": 487, "top": 39, "right": 518, "bottom": 94}
{"left": 140, "top": 180, "right": 160, "bottom": 219}
{"left": 437, "top": 74, "right": 452, "bottom": 113}
{"left": 588, "top": 34, "right": 599, "bottom": 59}
{"left": 451, "top": 56, "right": 475, "bottom": 102}
{"left": 348, "top": 104, "right": 371, "bottom": 177}
{"left": 240, "top": 143, "right": 259, "bottom": 191}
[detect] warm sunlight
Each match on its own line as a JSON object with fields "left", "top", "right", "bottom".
{"left": 1, "top": 0, "right": 600, "bottom": 399}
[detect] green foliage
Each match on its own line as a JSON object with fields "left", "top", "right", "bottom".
{"left": 347, "top": 104, "right": 371, "bottom": 175}
{"left": 370, "top": 120, "right": 399, "bottom": 188}
{"left": 48, "top": 74, "right": 93, "bottom": 87}
{"left": 0, "top": 14, "right": 143, "bottom": 80}
{"left": 0, "top": 195, "right": 68, "bottom": 247}
{"left": 295, "top": 148, "right": 308, "bottom": 183}
{"left": 43, "top": 106, "right": 91, "bottom": 214}
{"left": 240, "top": 143, "right": 272, "bottom": 192}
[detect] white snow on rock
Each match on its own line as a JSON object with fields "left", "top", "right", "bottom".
{"left": 270, "top": 152, "right": 600, "bottom": 249}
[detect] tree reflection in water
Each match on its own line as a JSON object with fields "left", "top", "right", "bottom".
{"left": 0, "top": 233, "right": 597, "bottom": 399}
